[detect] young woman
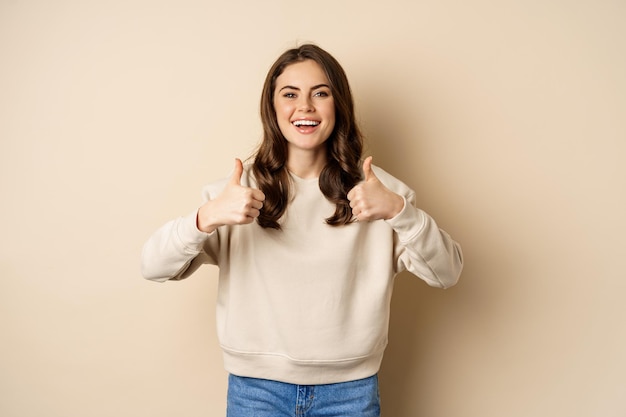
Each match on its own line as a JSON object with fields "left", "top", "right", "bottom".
{"left": 141, "top": 44, "right": 463, "bottom": 417}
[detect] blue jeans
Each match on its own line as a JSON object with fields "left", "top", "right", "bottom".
{"left": 226, "top": 374, "right": 381, "bottom": 417}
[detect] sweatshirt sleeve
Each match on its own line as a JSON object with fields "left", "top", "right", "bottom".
{"left": 140, "top": 210, "right": 217, "bottom": 282}
{"left": 140, "top": 176, "right": 230, "bottom": 283}
{"left": 385, "top": 192, "right": 463, "bottom": 289}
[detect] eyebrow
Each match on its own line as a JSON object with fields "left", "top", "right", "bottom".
{"left": 278, "top": 83, "right": 331, "bottom": 92}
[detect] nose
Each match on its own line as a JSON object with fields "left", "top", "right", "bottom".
{"left": 298, "top": 96, "right": 314, "bottom": 112}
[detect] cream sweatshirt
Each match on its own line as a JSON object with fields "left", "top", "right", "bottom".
{"left": 141, "top": 163, "right": 463, "bottom": 385}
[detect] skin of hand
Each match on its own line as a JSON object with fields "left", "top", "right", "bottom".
{"left": 196, "top": 158, "right": 266, "bottom": 233}
{"left": 347, "top": 156, "right": 405, "bottom": 222}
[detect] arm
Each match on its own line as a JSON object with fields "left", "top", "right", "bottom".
{"left": 140, "top": 159, "right": 265, "bottom": 283}
{"left": 348, "top": 157, "right": 463, "bottom": 288}
{"left": 140, "top": 211, "right": 212, "bottom": 282}
{"left": 386, "top": 195, "right": 463, "bottom": 288}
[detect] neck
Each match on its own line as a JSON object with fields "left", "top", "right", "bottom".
{"left": 287, "top": 149, "right": 327, "bottom": 179}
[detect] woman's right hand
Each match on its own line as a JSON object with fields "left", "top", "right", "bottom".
{"left": 196, "top": 158, "right": 266, "bottom": 233}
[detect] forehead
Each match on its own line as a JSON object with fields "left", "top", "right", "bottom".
{"left": 275, "top": 60, "right": 329, "bottom": 89}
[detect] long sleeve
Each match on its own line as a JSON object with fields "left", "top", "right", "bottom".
{"left": 140, "top": 210, "right": 214, "bottom": 282}
{"left": 386, "top": 194, "right": 463, "bottom": 288}
{"left": 371, "top": 165, "right": 463, "bottom": 288}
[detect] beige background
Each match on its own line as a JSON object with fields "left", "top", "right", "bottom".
{"left": 1, "top": 0, "right": 625, "bottom": 416}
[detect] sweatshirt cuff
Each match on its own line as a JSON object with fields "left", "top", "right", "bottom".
{"left": 384, "top": 196, "right": 427, "bottom": 243}
{"left": 176, "top": 210, "right": 213, "bottom": 253}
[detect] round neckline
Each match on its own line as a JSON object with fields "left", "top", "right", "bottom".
{"left": 288, "top": 171, "right": 319, "bottom": 184}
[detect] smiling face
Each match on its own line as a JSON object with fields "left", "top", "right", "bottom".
{"left": 273, "top": 60, "right": 336, "bottom": 160}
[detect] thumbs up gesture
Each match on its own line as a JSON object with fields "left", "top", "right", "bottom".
{"left": 347, "top": 157, "right": 405, "bottom": 222}
{"left": 196, "top": 158, "right": 266, "bottom": 233}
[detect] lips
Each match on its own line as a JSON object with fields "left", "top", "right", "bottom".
{"left": 291, "top": 119, "right": 321, "bottom": 134}
{"left": 292, "top": 119, "right": 321, "bottom": 127}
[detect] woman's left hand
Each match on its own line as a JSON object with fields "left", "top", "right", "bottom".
{"left": 347, "top": 156, "right": 405, "bottom": 222}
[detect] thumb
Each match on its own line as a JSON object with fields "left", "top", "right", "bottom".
{"left": 229, "top": 158, "right": 244, "bottom": 185}
{"left": 363, "top": 156, "right": 375, "bottom": 181}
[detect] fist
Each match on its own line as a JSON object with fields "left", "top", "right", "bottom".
{"left": 347, "top": 157, "right": 404, "bottom": 222}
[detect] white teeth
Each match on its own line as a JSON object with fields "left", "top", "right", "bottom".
{"left": 292, "top": 120, "right": 320, "bottom": 127}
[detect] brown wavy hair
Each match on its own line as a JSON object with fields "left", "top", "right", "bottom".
{"left": 253, "top": 44, "right": 363, "bottom": 229}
